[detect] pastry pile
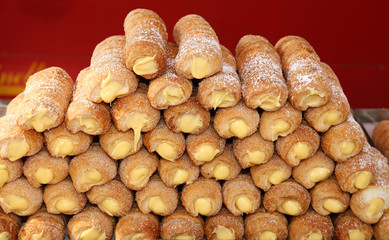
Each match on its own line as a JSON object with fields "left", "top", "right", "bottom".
{"left": 1, "top": 8, "right": 389, "bottom": 240}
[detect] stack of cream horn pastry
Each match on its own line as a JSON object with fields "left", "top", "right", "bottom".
{"left": 1, "top": 8, "right": 389, "bottom": 240}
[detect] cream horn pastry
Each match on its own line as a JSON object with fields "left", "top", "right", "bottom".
{"left": 18, "top": 208, "right": 66, "bottom": 240}
{"left": 181, "top": 177, "right": 223, "bottom": 217}
{"left": 222, "top": 174, "right": 261, "bottom": 216}
{"left": 65, "top": 67, "right": 111, "bottom": 135}
{"left": 23, "top": 148, "right": 69, "bottom": 187}
{"left": 0, "top": 177, "right": 42, "bottom": 216}
{"left": 160, "top": 205, "right": 204, "bottom": 240}
{"left": 276, "top": 121, "right": 320, "bottom": 166}
{"left": 200, "top": 144, "right": 241, "bottom": 181}
{"left": 263, "top": 180, "right": 310, "bottom": 216}
{"left": 197, "top": 45, "right": 241, "bottom": 110}
{"left": 250, "top": 154, "right": 292, "bottom": 191}
{"left": 148, "top": 42, "right": 192, "bottom": 109}
{"left": 186, "top": 125, "right": 226, "bottom": 165}
{"left": 111, "top": 83, "right": 160, "bottom": 150}
{"left": 321, "top": 116, "right": 367, "bottom": 162}
{"left": 69, "top": 144, "right": 117, "bottom": 192}
{"left": 115, "top": 205, "right": 159, "bottom": 240}
{"left": 158, "top": 153, "right": 200, "bottom": 187}
{"left": 119, "top": 147, "right": 158, "bottom": 191}
{"left": 163, "top": 96, "right": 210, "bottom": 134}
{"left": 310, "top": 177, "right": 350, "bottom": 215}
{"left": 43, "top": 177, "right": 87, "bottom": 215}
{"left": 259, "top": 102, "right": 302, "bottom": 141}
{"left": 67, "top": 205, "right": 115, "bottom": 240}
{"left": 100, "top": 124, "right": 142, "bottom": 160}
{"left": 275, "top": 36, "right": 332, "bottom": 110}
{"left": 4, "top": 92, "right": 24, "bottom": 116}
{"left": 143, "top": 119, "right": 185, "bottom": 161}
{"left": 135, "top": 175, "right": 179, "bottom": 216}
{"left": 84, "top": 35, "right": 138, "bottom": 103}
{"left": 288, "top": 209, "right": 334, "bottom": 240}
{"left": 0, "top": 114, "right": 43, "bottom": 161}
{"left": 204, "top": 207, "right": 244, "bottom": 240}
{"left": 214, "top": 101, "right": 260, "bottom": 139}
{"left": 244, "top": 208, "right": 288, "bottom": 240}
{"left": 233, "top": 132, "right": 274, "bottom": 168}
{"left": 0, "top": 157, "right": 22, "bottom": 188}
{"left": 14, "top": 67, "right": 73, "bottom": 132}
{"left": 292, "top": 150, "right": 335, "bottom": 189}
{"left": 87, "top": 177, "right": 133, "bottom": 217}
{"left": 124, "top": 8, "right": 168, "bottom": 79}
{"left": 236, "top": 35, "right": 288, "bottom": 111}
{"left": 44, "top": 122, "right": 93, "bottom": 158}
{"left": 373, "top": 209, "right": 389, "bottom": 240}
{"left": 0, "top": 209, "right": 20, "bottom": 240}
{"left": 173, "top": 14, "right": 222, "bottom": 79}
{"left": 334, "top": 210, "right": 373, "bottom": 240}
{"left": 304, "top": 62, "right": 351, "bottom": 132}
{"left": 372, "top": 120, "right": 389, "bottom": 159}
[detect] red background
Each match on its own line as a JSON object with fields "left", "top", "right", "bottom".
{"left": 0, "top": 0, "right": 388, "bottom": 108}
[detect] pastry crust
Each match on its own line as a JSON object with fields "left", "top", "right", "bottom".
{"left": 372, "top": 120, "right": 389, "bottom": 159}
{"left": 374, "top": 209, "right": 389, "bottom": 240}
{"left": 236, "top": 35, "right": 288, "bottom": 111}
{"left": 173, "top": 14, "right": 222, "bottom": 79}
{"left": 0, "top": 209, "right": 21, "bottom": 240}
{"left": 0, "top": 157, "right": 22, "bottom": 188}
{"left": 334, "top": 210, "right": 373, "bottom": 240}
{"left": 204, "top": 207, "right": 244, "bottom": 240}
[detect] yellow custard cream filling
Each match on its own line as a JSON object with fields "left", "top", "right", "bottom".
{"left": 340, "top": 140, "right": 356, "bottom": 155}
{"left": 25, "top": 107, "right": 54, "bottom": 132}
{"left": 162, "top": 86, "right": 184, "bottom": 105}
{"left": 258, "top": 231, "right": 277, "bottom": 240}
{"left": 54, "top": 137, "right": 75, "bottom": 157}
{"left": 235, "top": 195, "right": 253, "bottom": 213}
{"left": 268, "top": 170, "right": 287, "bottom": 185}
{"left": 79, "top": 117, "right": 98, "bottom": 131}
{"left": 305, "top": 88, "right": 325, "bottom": 107}
{"left": 178, "top": 114, "right": 203, "bottom": 133}
{"left": 193, "top": 144, "right": 219, "bottom": 162}
{"left": 173, "top": 169, "right": 189, "bottom": 185}
{"left": 0, "top": 232, "right": 10, "bottom": 240}
{"left": 348, "top": 230, "right": 365, "bottom": 240}
{"left": 303, "top": 232, "right": 323, "bottom": 240}
{"left": 133, "top": 56, "right": 158, "bottom": 76}
{"left": 174, "top": 235, "right": 195, "bottom": 240}
{"left": 127, "top": 112, "right": 149, "bottom": 150}
{"left": 272, "top": 120, "right": 290, "bottom": 137}
{"left": 211, "top": 91, "right": 235, "bottom": 109}
{"left": 191, "top": 56, "right": 211, "bottom": 79}
{"left": 34, "top": 167, "right": 54, "bottom": 184}
{"left": 156, "top": 142, "right": 176, "bottom": 161}
{"left": 123, "top": 233, "right": 145, "bottom": 240}
{"left": 112, "top": 140, "right": 132, "bottom": 159}
{"left": 5, "top": 195, "right": 29, "bottom": 211}
{"left": 31, "top": 232, "right": 49, "bottom": 240}
{"left": 194, "top": 198, "right": 212, "bottom": 215}
{"left": 7, "top": 138, "right": 29, "bottom": 161}
{"left": 0, "top": 165, "right": 9, "bottom": 187}
{"left": 100, "top": 73, "right": 128, "bottom": 103}
{"left": 354, "top": 171, "right": 372, "bottom": 189}
{"left": 100, "top": 197, "right": 120, "bottom": 215}
{"left": 81, "top": 228, "right": 106, "bottom": 240}
{"left": 213, "top": 164, "right": 230, "bottom": 180}
{"left": 55, "top": 198, "right": 77, "bottom": 213}
{"left": 293, "top": 142, "right": 310, "bottom": 160}
{"left": 257, "top": 94, "right": 281, "bottom": 111}
{"left": 366, "top": 198, "right": 385, "bottom": 217}
{"left": 148, "top": 196, "right": 166, "bottom": 215}
{"left": 281, "top": 200, "right": 302, "bottom": 216}
{"left": 81, "top": 169, "right": 102, "bottom": 185}
{"left": 212, "top": 226, "right": 235, "bottom": 240}
{"left": 247, "top": 151, "right": 266, "bottom": 165}
{"left": 323, "top": 110, "right": 341, "bottom": 125}
{"left": 229, "top": 119, "right": 250, "bottom": 139}
{"left": 322, "top": 198, "right": 344, "bottom": 213}
{"left": 130, "top": 167, "right": 150, "bottom": 186}
{"left": 309, "top": 167, "right": 331, "bottom": 183}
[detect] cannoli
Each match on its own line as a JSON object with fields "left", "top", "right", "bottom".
{"left": 99, "top": 124, "right": 142, "bottom": 160}
{"left": 14, "top": 67, "right": 73, "bottom": 132}
{"left": 304, "top": 62, "right": 351, "bottom": 132}
{"left": 87, "top": 178, "right": 133, "bottom": 217}
{"left": 292, "top": 150, "right": 335, "bottom": 189}
{"left": 259, "top": 102, "right": 302, "bottom": 141}
{"left": 69, "top": 144, "right": 117, "bottom": 192}
{"left": 143, "top": 119, "right": 185, "bottom": 161}
{"left": 276, "top": 121, "right": 320, "bottom": 166}
{"left": 158, "top": 153, "right": 200, "bottom": 187}
{"left": 160, "top": 206, "right": 204, "bottom": 240}
{"left": 43, "top": 177, "right": 87, "bottom": 215}
{"left": 0, "top": 209, "right": 20, "bottom": 240}
{"left": 111, "top": 84, "right": 160, "bottom": 150}
{"left": 204, "top": 207, "right": 244, "bottom": 240}
{"left": 197, "top": 45, "right": 241, "bottom": 110}
{"left": 372, "top": 120, "right": 389, "bottom": 159}
{"left": 0, "top": 157, "right": 22, "bottom": 188}
{"left": 163, "top": 96, "right": 210, "bottom": 134}
{"left": 232, "top": 132, "right": 274, "bottom": 168}
{"left": 181, "top": 177, "right": 223, "bottom": 217}
{"left": 288, "top": 209, "right": 334, "bottom": 240}
{"left": 44, "top": 122, "right": 93, "bottom": 158}
{"left": 23, "top": 148, "right": 69, "bottom": 188}
{"left": 321, "top": 116, "right": 367, "bottom": 162}
{"left": 250, "top": 154, "right": 292, "bottom": 191}
{"left": 65, "top": 67, "right": 111, "bottom": 135}
{"left": 235, "top": 35, "right": 288, "bottom": 111}
{"left": 373, "top": 209, "right": 389, "bottom": 240}
{"left": 310, "top": 177, "right": 350, "bottom": 215}
{"left": 263, "top": 180, "right": 310, "bottom": 216}
{"left": 124, "top": 8, "right": 168, "bottom": 79}
{"left": 186, "top": 125, "right": 226, "bottom": 165}
{"left": 115, "top": 205, "right": 159, "bottom": 240}
{"left": 119, "top": 147, "right": 159, "bottom": 191}
{"left": 135, "top": 175, "right": 179, "bottom": 216}
{"left": 0, "top": 177, "right": 42, "bottom": 216}
{"left": 213, "top": 101, "right": 260, "bottom": 139}
{"left": 84, "top": 35, "right": 138, "bottom": 103}
{"left": 173, "top": 14, "right": 222, "bottom": 79}
{"left": 334, "top": 210, "right": 373, "bottom": 240}
{"left": 275, "top": 36, "right": 332, "bottom": 111}
{"left": 244, "top": 208, "right": 288, "bottom": 240}
{"left": 200, "top": 144, "right": 241, "bottom": 181}
{"left": 222, "top": 174, "right": 261, "bottom": 215}
{"left": 18, "top": 208, "right": 66, "bottom": 240}
{"left": 148, "top": 43, "right": 193, "bottom": 109}
{"left": 0, "top": 114, "right": 43, "bottom": 161}
{"left": 67, "top": 205, "right": 115, "bottom": 240}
